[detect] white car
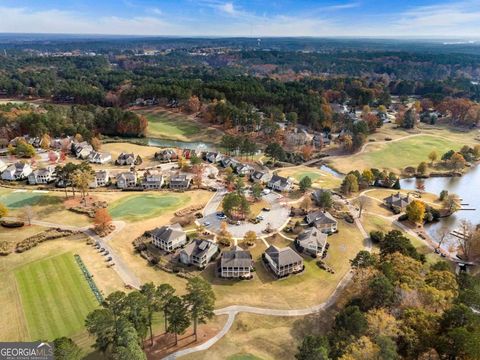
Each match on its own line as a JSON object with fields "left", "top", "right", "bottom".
{"left": 203, "top": 221, "right": 211, "bottom": 226}
{"left": 262, "top": 189, "right": 271, "bottom": 195}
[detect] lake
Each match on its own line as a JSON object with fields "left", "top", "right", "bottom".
{"left": 147, "top": 137, "right": 218, "bottom": 151}
{"left": 400, "top": 166, "right": 480, "bottom": 249}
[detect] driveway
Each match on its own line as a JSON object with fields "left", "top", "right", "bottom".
{"left": 201, "top": 191, "right": 290, "bottom": 238}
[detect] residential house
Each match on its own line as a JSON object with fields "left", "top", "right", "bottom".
{"left": 72, "top": 141, "right": 93, "bottom": 159}
{"left": 142, "top": 170, "right": 164, "bottom": 189}
{"left": 169, "top": 174, "right": 191, "bottom": 190}
{"left": 1, "top": 162, "right": 32, "bottom": 181}
{"left": 220, "top": 157, "right": 233, "bottom": 168}
{"left": 151, "top": 223, "right": 187, "bottom": 251}
{"left": 155, "top": 149, "right": 178, "bottom": 162}
{"left": 384, "top": 192, "right": 412, "bottom": 210}
{"left": 267, "top": 174, "right": 293, "bottom": 192}
{"left": 205, "top": 152, "right": 223, "bottom": 163}
{"left": 311, "top": 189, "right": 332, "bottom": 206}
{"left": 179, "top": 239, "right": 218, "bottom": 268}
{"left": 263, "top": 245, "right": 304, "bottom": 277}
{"left": 116, "top": 152, "right": 142, "bottom": 166}
{"left": 27, "top": 166, "right": 55, "bottom": 184}
{"left": 116, "top": 171, "right": 137, "bottom": 189}
{"left": 312, "top": 133, "right": 331, "bottom": 148}
{"left": 250, "top": 170, "right": 271, "bottom": 183}
{"left": 295, "top": 228, "right": 327, "bottom": 257}
{"left": 285, "top": 130, "right": 308, "bottom": 147}
{"left": 235, "top": 163, "right": 254, "bottom": 176}
{"left": 89, "top": 170, "right": 110, "bottom": 188}
{"left": 305, "top": 210, "right": 338, "bottom": 234}
{"left": 88, "top": 151, "right": 112, "bottom": 164}
{"left": 219, "top": 246, "right": 253, "bottom": 279}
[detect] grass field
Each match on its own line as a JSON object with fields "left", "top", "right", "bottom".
{"left": 277, "top": 166, "right": 342, "bottom": 190}
{"left": 108, "top": 193, "right": 191, "bottom": 221}
{"left": 329, "top": 135, "right": 465, "bottom": 174}
{"left": 135, "top": 108, "right": 224, "bottom": 143}
{"left": 0, "top": 188, "right": 91, "bottom": 227}
{"left": 101, "top": 142, "right": 159, "bottom": 167}
{"left": 14, "top": 252, "right": 98, "bottom": 341}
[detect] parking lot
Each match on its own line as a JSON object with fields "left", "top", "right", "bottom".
{"left": 201, "top": 190, "right": 290, "bottom": 238}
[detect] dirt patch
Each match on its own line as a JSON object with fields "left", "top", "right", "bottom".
{"left": 144, "top": 316, "right": 226, "bottom": 360}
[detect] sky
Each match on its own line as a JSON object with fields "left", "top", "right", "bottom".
{"left": 0, "top": 0, "right": 479, "bottom": 38}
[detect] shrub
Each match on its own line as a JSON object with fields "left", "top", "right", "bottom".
{"left": 370, "top": 230, "right": 384, "bottom": 244}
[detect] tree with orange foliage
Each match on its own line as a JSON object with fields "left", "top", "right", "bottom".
{"left": 185, "top": 95, "right": 201, "bottom": 114}
{"left": 192, "top": 164, "right": 204, "bottom": 188}
{"left": 94, "top": 208, "right": 112, "bottom": 232}
{"left": 91, "top": 137, "right": 102, "bottom": 151}
{"left": 301, "top": 145, "right": 314, "bottom": 161}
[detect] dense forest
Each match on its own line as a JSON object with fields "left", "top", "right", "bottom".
{"left": 0, "top": 37, "right": 479, "bottom": 138}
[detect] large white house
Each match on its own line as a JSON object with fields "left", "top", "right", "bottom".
{"left": 305, "top": 210, "right": 338, "bottom": 234}
{"left": 72, "top": 141, "right": 93, "bottom": 159}
{"left": 267, "top": 174, "right": 293, "bottom": 192}
{"left": 142, "top": 170, "right": 164, "bottom": 189}
{"left": 89, "top": 170, "right": 110, "bottom": 188}
{"left": 1, "top": 162, "right": 32, "bottom": 181}
{"left": 151, "top": 223, "right": 187, "bottom": 251}
{"left": 264, "top": 245, "right": 303, "bottom": 277}
{"left": 219, "top": 246, "right": 253, "bottom": 279}
{"left": 27, "top": 166, "right": 56, "bottom": 185}
{"left": 88, "top": 151, "right": 112, "bottom": 164}
{"left": 116, "top": 171, "right": 137, "bottom": 189}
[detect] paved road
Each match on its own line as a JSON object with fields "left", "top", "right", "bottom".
{"left": 201, "top": 191, "right": 290, "bottom": 238}
{"left": 4, "top": 217, "right": 141, "bottom": 289}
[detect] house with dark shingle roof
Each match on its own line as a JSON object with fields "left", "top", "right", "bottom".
{"left": 151, "top": 223, "right": 186, "bottom": 251}
{"left": 295, "top": 228, "right": 327, "bottom": 257}
{"left": 250, "top": 170, "right": 271, "bottom": 184}
{"left": 305, "top": 210, "right": 338, "bottom": 233}
{"left": 267, "top": 174, "right": 293, "bottom": 192}
{"left": 219, "top": 246, "right": 253, "bottom": 279}
{"left": 384, "top": 192, "right": 412, "bottom": 210}
{"left": 27, "top": 166, "right": 56, "bottom": 185}
{"left": 179, "top": 239, "right": 218, "bottom": 268}
{"left": 169, "top": 174, "right": 191, "bottom": 190}
{"left": 264, "top": 245, "right": 303, "bottom": 277}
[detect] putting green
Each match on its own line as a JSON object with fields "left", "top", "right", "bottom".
{"left": 293, "top": 171, "right": 323, "bottom": 182}
{"left": 14, "top": 252, "right": 98, "bottom": 341}
{"left": 1, "top": 191, "right": 61, "bottom": 209}
{"left": 108, "top": 193, "right": 190, "bottom": 221}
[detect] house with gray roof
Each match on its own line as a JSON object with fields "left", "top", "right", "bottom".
{"left": 151, "top": 223, "right": 186, "bottom": 251}
{"left": 72, "top": 141, "right": 93, "bottom": 159}
{"left": 205, "top": 152, "right": 223, "bottom": 163}
{"left": 155, "top": 149, "right": 178, "bottom": 162}
{"left": 90, "top": 170, "right": 110, "bottom": 188}
{"left": 235, "top": 163, "right": 254, "bottom": 176}
{"left": 220, "top": 157, "right": 233, "bottom": 168}
{"left": 116, "top": 152, "right": 142, "bottom": 166}
{"left": 267, "top": 174, "right": 293, "bottom": 192}
{"left": 295, "top": 228, "right": 327, "bottom": 257}
{"left": 219, "top": 246, "right": 253, "bottom": 279}
{"left": 27, "top": 166, "right": 55, "bottom": 185}
{"left": 116, "top": 171, "right": 137, "bottom": 189}
{"left": 142, "top": 170, "right": 164, "bottom": 189}
{"left": 169, "top": 174, "right": 191, "bottom": 190}
{"left": 250, "top": 170, "right": 271, "bottom": 184}
{"left": 264, "top": 245, "right": 303, "bottom": 277}
{"left": 305, "top": 210, "right": 338, "bottom": 233}
{"left": 384, "top": 192, "right": 412, "bottom": 210}
{"left": 88, "top": 151, "right": 112, "bottom": 164}
{"left": 1, "top": 162, "right": 32, "bottom": 181}
{"left": 179, "top": 239, "right": 218, "bottom": 269}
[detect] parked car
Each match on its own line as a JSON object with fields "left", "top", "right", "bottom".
{"left": 262, "top": 207, "right": 271, "bottom": 212}
{"left": 106, "top": 257, "right": 112, "bottom": 261}
{"left": 216, "top": 212, "right": 227, "bottom": 219}
{"left": 195, "top": 212, "right": 204, "bottom": 219}
{"left": 257, "top": 215, "right": 264, "bottom": 221}
{"left": 203, "top": 221, "right": 211, "bottom": 226}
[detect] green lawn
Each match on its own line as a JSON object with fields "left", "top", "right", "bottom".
{"left": 277, "top": 166, "right": 342, "bottom": 190}
{"left": 137, "top": 108, "right": 223, "bottom": 142}
{"left": 14, "top": 252, "right": 98, "bottom": 341}
{"left": 331, "top": 135, "right": 462, "bottom": 174}
{"left": 228, "top": 354, "right": 264, "bottom": 360}
{"left": 146, "top": 111, "right": 200, "bottom": 138}
{"left": 1, "top": 191, "right": 62, "bottom": 209}
{"left": 108, "top": 193, "right": 190, "bottom": 221}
